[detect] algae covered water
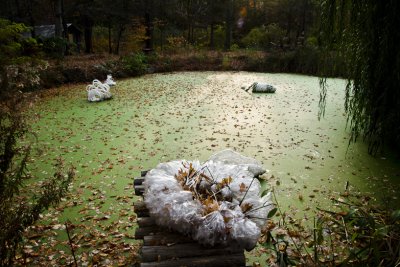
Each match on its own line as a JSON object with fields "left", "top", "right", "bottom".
{"left": 25, "top": 72, "right": 400, "bottom": 265}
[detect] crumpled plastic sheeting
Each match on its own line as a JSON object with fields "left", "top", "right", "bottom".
{"left": 244, "top": 82, "right": 277, "bottom": 93}
{"left": 143, "top": 150, "right": 273, "bottom": 251}
{"left": 105, "top": 74, "right": 116, "bottom": 86}
{"left": 86, "top": 79, "right": 113, "bottom": 102}
{"left": 209, "top": 149, "right": 266, "bottom": 177}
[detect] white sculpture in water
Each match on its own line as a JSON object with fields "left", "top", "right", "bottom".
{"left": 243, "top": 82, "right": 276, "bottom": 93}
{"left": 105, "top": 74, "right": 116, "bottom": 86}
{"left": 86, "top": 77, "right": 113, "bottom": 102}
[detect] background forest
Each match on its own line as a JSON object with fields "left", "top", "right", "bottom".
{"left": 1, "top": 0, "right": 318, "bottom": 55}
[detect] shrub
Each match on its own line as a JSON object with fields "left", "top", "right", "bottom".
{"left": 221, "top": 55, "right": 230, "bottom": 70}
{"left": 3, "top": 61, "right": 47, "bottom": 92}
{"left": 92, "top": 26, "right": 110, "bottom": 54}
{"left": 165, "top": 36, "right": 188, "bottom": 52}
{"left": 241, "top": 27, "right": 267, "bottom": 49}
{"left": 241, "top": 24, "right": 285, "bottom": 50}
{"left": 121, "top": 52, "right": 148, "bottom": 76}
{"left": 264, "top": 23, "right": 285, "bottom": 48}
{"left": 230, "top": 44, "right": 240, "bottom": 51}
{"left": 212, "top": 25, "right": 226, "bottom": 50}
{"left": 261, "top": 191, "right": 400, "bottom": 266}
{"left": 305, "top": 36, "right": 318, "bottom": 48}
{"left": 42, "top": 37, "right": 67, "bottom": 59}
{"left": 0, "top": 94, "right": 75, "bottom": 266}
{"left": 0, "top": 20, "right": 74, "bottom": 265}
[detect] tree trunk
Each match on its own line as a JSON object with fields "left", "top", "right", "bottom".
{"left": 190, "top": 24, "right": 194, "bottom": 44}
{"left": 114, "top": 25, "right": 124, "bottom": 55}
{"left": 144, "top": 11, "right": 153, "bottom": 52}
{"left": 83, "top": 16, "right": 93, "bottom": 53}
{"left": 209, "top": 23, "right": 215, "bottom": 49}
{"left": 224, "top": 0, "right": 233, "bottom": 51}
{"left": 187, "top": 23, "right": 192, "bottom": 44}
{"left": 61, "top": 0, "right": 69, "bottom": 54}
{"left": 301, "top": 0, "right": 307, "bottom": 34}
{"left": 54, "top": 0, "right": 65, "bottom": 57}
{"left": 108, "top": 23, "right": 112, "bottom": 54}
{"left": 160, "top": 27, "right": 164, "bottom": 51}
{"left": 54, "top": 0, "right": 63, "bottom": 38}
{"left": 286, "top": 7, "right": 293, "bottom": 48}
{"left": 27, "top": 0, "right": 35, "bottom": 38}
{"left": 84, "top": 27, "right": 93, "bottom": 53}
{"left": 15, "top": 0, "right": 22, "bottom": 20}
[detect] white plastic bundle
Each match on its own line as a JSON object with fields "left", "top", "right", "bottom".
{"left": 143, "top": 150, "right": 274, "bottom": 250}
{"left": 86, "top": 79, "right": 112, "bottom": 102}
{"left": 244, "top": 82, "right": 276, "bottom": 93}
{"left": 105, "top": 74, "right": 116, "bottom": 86}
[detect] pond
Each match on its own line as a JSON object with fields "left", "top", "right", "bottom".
{"left": 25, "top": 72, "right": 400, "bottom": 266}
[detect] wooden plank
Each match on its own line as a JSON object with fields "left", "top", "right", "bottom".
{"left": 135, "top": 226, "right": 163, "bottom": 239}
{"left": 135, "top": 184, "right": 145, "bottom": 195}
{"left": 138, "top": 217, "right": 156, "bottom": 227}
{"left": 140, "top": 253, "right": 246, "bottom": 267}
{"left": 143, "top": 233, "right": 193, "bottom": 246}
{"left": 134, "top": 201, "right": 149, "bottom": 217}
{"left": 141, "top": 243, "right": 242, "bottom": 262}
{"left": 134, "top": 177, "right": 145, "bottom": 186}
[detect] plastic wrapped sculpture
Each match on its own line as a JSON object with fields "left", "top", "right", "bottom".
{"left": 86, "top": 78, "right": 113, "bottom": 102}
{"left": 143, "top": 149, "right": 274, "bottom": 251}
{"left": 105, "top": 74, "right": 116, "bottom": 86}
{"left": 244, "top": 82, "right": 276, "bottom": 93}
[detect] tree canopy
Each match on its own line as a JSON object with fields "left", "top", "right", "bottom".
{"left": 319, "top": 1, "right": 400, "bottom": 154}
{"left": 0, "top": 0, "right": 319, "bottom": 55}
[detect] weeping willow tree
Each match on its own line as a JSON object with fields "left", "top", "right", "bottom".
{"left": 319, "top": 1, "right": 400, "bottom": 154}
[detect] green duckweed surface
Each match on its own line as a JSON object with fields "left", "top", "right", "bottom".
{"left": 24, "top": 72, "right": 400, "bottom": 266}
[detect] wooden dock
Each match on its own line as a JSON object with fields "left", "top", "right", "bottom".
{"left": 133, "top": 171, "right": 246, "bottom": 267}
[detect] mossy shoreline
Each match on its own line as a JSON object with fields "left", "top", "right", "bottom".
{"left": 38, "top": 48, "right": 344, "bottom": 89}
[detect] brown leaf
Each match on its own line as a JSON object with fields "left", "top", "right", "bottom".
{"left": 202, "top": 197, "right": 219, "bottom": 215}
{"left": 240, "top": 202, "right": 253, "bottom": 213}
{"left": 239, "top": 182, "right": 247, "bottom": 193}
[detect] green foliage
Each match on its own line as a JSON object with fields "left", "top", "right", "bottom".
{"left": 0, "top": 95, "right": 75, "bottom": 266}
{"left": 0, "top": 18, "right": 74, "bottom": 266}
{"left": 0, "top": 19, "right": 43, "bottom": 94}
{"left": 212, "top": 25, "right": 226, "bottom": 50}
{"left": 121, "top": 52, "right": 148, "bottom": 76}
{"left": 0, "top": 19, "right": 29, "bottom": 66}
{"left": 262, "top": 190, "right": 400, "bottom": 266}
{"left": 264, "top": 23, "right": 285, "bottom": 47}
{"left": 165, "top": 36, "right": 189, "bottom": 52}
{"left": 315, "top": 200, "right": 400, "bottom": 266}
{"left": 42, "top": 37, "right": 67, "bottom": 59}
{"left": 230, "top": 44, "right": 240, "bottom": 51}
{"left": 241, "top": 27, "right": 267, "bottom": 49}
{"left": 221, "top": 55, "right": 230, "bottom": 70}
{"left": 5, "top": 61, "right": 49, "bottom": 92}
{"left": 0, "top": 19, "right": 41, "bottom": 63}
{"left": 236, "top": 47, "right": 343, "bottom": 76}
{"left": 319, "top": 1, "right": 400, "bottom": 154}
{"left": 241, "top": 24, "right": 285, "bottom": 50}
{"left": 305, "top": 36, "right": 318, "bottom": 48}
